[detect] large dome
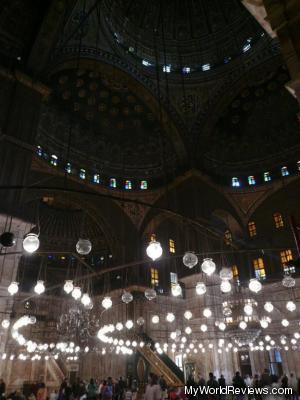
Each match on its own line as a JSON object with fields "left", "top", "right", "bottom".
{"left": 103, "top": 0, "right": 263, "bottom": 71}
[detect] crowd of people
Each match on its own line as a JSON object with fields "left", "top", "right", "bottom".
{"left": 0, "top": 370, "right": 299, "bottom": 400}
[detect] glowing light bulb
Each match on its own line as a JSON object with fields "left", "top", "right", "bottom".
{"left": 102, "top": 296, "right": 112, "bottom": 309}
{"left": 64, "top": 280, "right": 74, "bottom": 294}
{"left": 34, "top": 280, "right": 45, "bottom": 295}
{"left": 23, "top": 233, "right": 40, "bottom": 253}
{"left": 201, "top": 258, "right": 216, "bottom": 276}
{"left": 72, "top": 286, "right": 82, "bottom": 300}
{"left": 8, "top": 281, "right": 19, "bottom": 296}
{"left": 146, "top": 240, "right": 162, "bottom": 261}
{"left": 249, "top": 278, "right": 262, "bottom": 293}
{"left": 196, "top": 282, "right": 206, "bottom": 295}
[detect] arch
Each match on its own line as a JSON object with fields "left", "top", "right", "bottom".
{"left": 47, "top": 58, "right": 187, "bottom": 164}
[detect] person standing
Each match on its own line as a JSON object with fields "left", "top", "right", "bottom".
{"left": 218, "top": 375, "right": 226, "bottom": 400}
{"left": 144, "top": 374, "right": 162, "bottom": 400}
{"left": 232, "top": 372, "right": 246, "bottom": 400}
{"left": 87, "top": 379, "right": 97, "bottom": 400}
{"left": 36, "top": 383, "right": 47, "bottom": 400}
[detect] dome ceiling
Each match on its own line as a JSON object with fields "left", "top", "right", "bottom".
{"left": 104, "top": 0, "right": 263, "bottom": 69}
{"left": 200, "top": 67, "right": 300, "bottom": 176}
{"left": 37, "top": 67, "right": 180, "bottom": 180}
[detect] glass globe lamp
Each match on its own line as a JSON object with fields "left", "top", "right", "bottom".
{"left": 249, "top": 278, "right": 262, "bottom": 293}
{"left": 34, "top": 280, "right": 45, "bottom": 295}
{"left": 201, "top": 258, "right": 216, "bottom": 276}
{"left": 144, "top": 288, "right": 157, "bottom": 301}
{"left": 185, "top": 327, "right": 192, "bottom": 335}
{"left": 76, "top": 238, "right": 92, "bottom": 255}
{"left": 125, "top": 320, "right": 134, "bottom": 329}
{"left": 183, "top": 252, "right": 198, "bottom": 269}
{"left": 166, "top": 313, "right": 175, "bottom": 323}
{"left": 264, "top": 302, "right": 274, "bottom": 313}
{"left": 282, "top": 275, "right": 295, "bottom": 288}
{"left": 122, "top": 291, "right": 133, "bottom": 304}
{"left": 152, "top": 315, "right": 159, "bottom": 324}
{"left": 239, "top": 321, "right": 247, "bottom": 330}
{"left": 219, "top": 267, "right": 233, "bottom": 281}
{"left": 81, "top": 293, "right": 91, "bottom": 307}
{"left": 72, "top": 286, "right": 82, "bottom": 300}
{"left": 171, "top": 283, "right": 182, "bottom": 297}
{"left": 146, "top": 240, "right": 162, "bottom": 261}
{"left": 1, "top": 319, "right": 10, "bottom": 329}
{"left": 8, "top": 281, "right": 19, "bottom": 296}
{"left": 281, "top": 319, "right": 289, "bottom": 327}
{"left": 184, "top": 310, "right": 192, "bottom": 320}
{"left": 203, "top": 308, "right": 212, "bottom": 318}
{"left": 200, "top": 324, "right": 207, "bottom": 332}
{"left": 136, "top": 317, "right": 145, "bottom": 326}
{"left": 196, "top": 282, "right": 206, "bottom": 295}
{"left": 116, "top": 323, "right": 123, "bottom": 331}
{"left": 260, "top": 318, "right": 269, "bottom": 329}
{"left": 220, "top": 280, "right": 231, "bottom": 293}
{"left": 219, "top": 322, "right": 226, "bottom": 331}
{"left": 244, "top": 304, "right": 253, "bottom": 316}
{"left": 286, "top": 301, "right": 296, "bottom": 312}
{"left": 63, "top": 280, "right": 74, "bottom": 294}
{"left": 102, "top": 296, "right": 112, "bottom": 309}
{"left": 23, "top": 233, "right": 40, "bottom": 253}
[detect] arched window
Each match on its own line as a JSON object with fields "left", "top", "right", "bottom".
{"left": 50, "top": 154, "right": 58, "bottom": 166}
{"left": 109, "top": 178, "right": 117, "bottom": 188}
{"left": 140, "top": 180, "right": 148, "bottom": 190}
{"left": 125, "top": 180, "right": 132, "bottom": 190}
{"left": 37, "top": 146, "right": 43, "bottom": 157}
{"left": 232, "top": 177, "right": 240, "bottom": 187}
{"left": 248, "top": 221, "right": 257, "bottom": 237}
{"left": 79, "top": 169, "right": 86, "bottom": 179}
{"left": 264, "top": 172, "right": 271, "bottom": 182}
{"left": 280, "top": 249, "right": 294, "bottom": 274}
{"left": 93, "top": 174, "right": 100, "bottom": 184}
{"left": 281, "top": 166, "right": 289, "bottom": 177}
{"left": 65, "top": 163, "right": 72, "bottom": 174}
{"left": 248, "top": 176, "right": 255, "bottom": 185}
{"left": 253, "top": 258, "right": 266, "bottom": 280}
{"left": 224, "top": 230, "right": 232, "bottom": 245}
{"left": 150, "top": 268, "right": 159, "bottom": 286}
{"left": 273, "top": 212, "right": 284, "bottom": 228}
{"left": 169, "top": 239, "right": 175, "bottom": 253}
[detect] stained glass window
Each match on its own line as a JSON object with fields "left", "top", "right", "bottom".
{"left": 65, "top": 163, "right": 72, "bottom": 174}
{"left": 79, "top": 169, "right": 86, "bottom": 179}
{"left": 248, "top": 221, "right": 257, "bottom": 237}
{"left": 232, "top": 177, "right": 240, "bottom": 187}
{"left": 273, "top": 212, "right": 284, "bottom": 228}
{"left": 125, "top": 180, "right": 132, "bottom": 190}
{"left": 253, "top": 258, "right": 266, "bottom": 280}
{"left": 248, "top": 176, "right": 255, "bottom": 185}
{"left": 169, "top": 239, "right": 175, "bottom": 253}
{"left": 264, "top": 172, "right": 271, "bottom": 182}
{"left": 93, "top": 174, "right": 100, "bottom": 184}
{"left": 281, "top": 166, "right": 289, "bottom": 177}
{"left": 151, "top": 268, "right": 159, "bottom": 286}
{"left": 109, "top": 178, "right": 117, "bottom": 188}
{"left": 140, "top": 180, "right": 148, "bottom": 190}
{"left": 50, "top": 155, "right": 58, "bottom": 166}
{"left": 280, "top": 249, "right": 295, "bottom": 273}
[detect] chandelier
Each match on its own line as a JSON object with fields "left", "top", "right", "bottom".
{"left": 57, "top": 306, "right": 100, "bottom": 345}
